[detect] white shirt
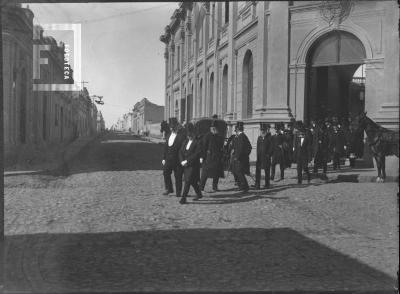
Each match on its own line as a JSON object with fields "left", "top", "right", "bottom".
{"left": 168, "top": 132, "right": 177, "bottom": 147}
{"left": 186, "top": 139, "right": 193, "bottom": 150}
{"left": 300, "top": 137, "right": 304, "bottom": 146}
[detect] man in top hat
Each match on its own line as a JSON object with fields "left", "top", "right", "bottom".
{"left": 254, "top": 122, "right": 273, "bottom": 189}
{"left": 311, "top": 119, "right": 329, "bottom": 174}
{"left": 270, "top": 122, "right": 286, "bottom": 181}
{"left": 232, "top": 121, "right": 252, "bottom": 192}
{"left": 329, "top": 124, "right": 346, "bottom": 170}
{"left": 178, "top": 122, "right": 203, "bottom": 204}
{"left": 162, "top": 117, "right": 186, "bottom": 197}
{"left": 200, "top": 120, "right": 225, "bottom": 192}
{"left": 293, "top": 120, "right": 312, "bottom": 184}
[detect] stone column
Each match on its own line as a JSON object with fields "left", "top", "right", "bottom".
{"left": 227, "top": 2, "right": 237, "bottom": 119}
{"left": 289, "top": 64, "right": 306, "bottom": 120}
{"left": 203, "top": 2, "right": 210, "bottom": 117}
{"left": 164, "top": 46, "right": 169, "bottom": 119}
{"left": 185, "top": 9, "right": 192, "bottom": 122}
{"left": 265, "top": 1, "right": 290, "bottom": 120}
{"left": 169, "top": 38, "right": 175, "bottom": 118}
{"left": 254, "top": 2, "right": 268, "bottom": 116}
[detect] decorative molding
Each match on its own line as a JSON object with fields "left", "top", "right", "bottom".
{"left": 235, "top": 33, "right": 258, "bottom": 52}
{"left": 233, "top": 17, "right": 258, "bottom": 40}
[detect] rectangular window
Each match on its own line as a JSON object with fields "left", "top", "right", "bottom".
{"left": 55, "top": 104, "right": 58, "bottom": 126}
{"left": 225, "top": 2, "right": 229, "bottom": 23}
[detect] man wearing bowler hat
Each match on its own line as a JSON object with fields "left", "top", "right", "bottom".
{"left": 254, "top": 122, "right": 272, "bottom": 189}
{"left": 270, "top": 122, "right": 286, "bottom": 181}
{"left": 232, "top": 121, "right": 252, "bottom": 192}
{"left": 162, "top": 117, "right": 186, "bottom": 197}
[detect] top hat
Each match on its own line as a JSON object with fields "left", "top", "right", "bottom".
{"left": 186, "top": 122, "right": 195, "bottom": 136}
{"left": 260, "top": 123, "right": 270, "bottom": 131}
{"left": 169, "top": 117, "right": 178, "bottom": 128}
{"left": 275, "top": 122, "right": 284, "bottom": 130}
{"left": 236, "top": 121, "right": 244, "bottom": 131}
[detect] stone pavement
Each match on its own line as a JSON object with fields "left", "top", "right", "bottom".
{"left": 4, "top": 133, "right": 398, "bottom": 293}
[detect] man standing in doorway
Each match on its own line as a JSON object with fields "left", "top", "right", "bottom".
{"left": 162, "top": 117, "right": 186, "bottom": 197}
{"left": 232, "top": 121, "right": 252, "bottom": 192}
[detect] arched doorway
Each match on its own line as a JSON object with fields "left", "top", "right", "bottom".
{"left": 305, "top": 30, "right": 366, "bottom": 122}
{"left": 242, "top": 50, "right": 253, "bottom": 119}
{"left": 222, "top": 65, "right": 228, "bottom": 116}
{"left": 209, "top": 72, "right": 214, "bottom": 117}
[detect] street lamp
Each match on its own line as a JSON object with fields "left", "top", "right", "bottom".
{"left": 91, "top": 95, "right": 104, "bottom": 105}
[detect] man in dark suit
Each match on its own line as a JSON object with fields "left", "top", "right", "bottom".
{"left": 311, "top": 120, "right": 329, "bottom": 174}
{"left": 178, "top": 122, "right": 202, "bottom": 204}
{"left": 199, "top": 120, "right": 225, "bottom": 192}
{"left": 271, "top": 122, "right": 286, "bottom": 181}
{"left": 162, "top": 117, "right": 186, "bottom": 197}
{"left": 329, "top": 124, "right": 346, "bottom": 170}
{"left": 232, "top": 121, "right": 252, "bottom": 192}
{"left": 293, "top": 121, "right": 312, "bottom": 184}
{"left": 254, "top": 123, "right": 272, "bottom": 189}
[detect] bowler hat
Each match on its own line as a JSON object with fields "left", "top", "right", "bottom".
{"left": 236, "top": 121, "right": 244, "bottom": 131}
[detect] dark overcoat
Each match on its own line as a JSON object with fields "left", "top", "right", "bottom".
{"left": 232, "top": 132, "right": 252, "bottom": 175}
{"left": 201, "top": 132, "right": 225, "bottom": 178}
{"left": 256, "top": 134, "right": 273, "bottom": 169}
{"left": 179, "top": 138, "right": 202, "bottom": 183}
{"left": 312, "top": 126, "right": 330, "bottom": 163}
{"left": 271, "top": 133, "right": 286, "bottom": 165}
{"left": 293, "top": 132, "right": 313, "bottom": 164}
{"left": 329, "top": 130, "right": 346, "bottom": 156}
{"left": 163, "top": 132, "right": 186, "bottom": 168}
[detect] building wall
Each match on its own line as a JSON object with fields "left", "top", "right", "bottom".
{"left": 161, "top": 1, "right": 399, "bottom": 160}
{"left": 2, "top": 4, "right": 99, "bottom": 166}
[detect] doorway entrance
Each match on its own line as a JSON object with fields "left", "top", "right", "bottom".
{"left": 305, "top": 30, "right": 366, "bottom": 123}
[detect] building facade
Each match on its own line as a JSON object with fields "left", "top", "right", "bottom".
{"left": 2, "top": 4, "right": 99, "bottom": 166}
{"left": 160, "top": 1, "right": 399, "bottom": 148}
{"left": 131, "top": 98, "right": 164, "bottom": 135}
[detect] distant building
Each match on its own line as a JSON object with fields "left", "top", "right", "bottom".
{"left": 131, "top": 98, "right": 164, "bottom": 135}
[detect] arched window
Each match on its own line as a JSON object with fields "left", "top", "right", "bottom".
{"left": 209, "top": 72, "right": 214, "bottom": 117}
{"left": 242, "top": 50, "right": 253, "bottom": 118}
{"left": 222, "top": 65, "right": 228, "bottom": 115}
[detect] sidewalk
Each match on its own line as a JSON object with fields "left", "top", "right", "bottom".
{"left": 4, "top": 135, "right": 99, "bottom": 177}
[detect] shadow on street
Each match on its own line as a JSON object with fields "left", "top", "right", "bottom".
{"left": 5, "top": 228, "right": 396, "bottom": 293}
{"left": 53, "top": 132, "right": 164, "bottom": 176}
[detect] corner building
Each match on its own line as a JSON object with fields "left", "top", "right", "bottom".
{"left": 160, "top": 1, "right": 399, "bottom": 152}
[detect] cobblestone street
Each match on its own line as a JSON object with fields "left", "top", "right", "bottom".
{"left": 4, "top": 132, "right": 398, "bottom": 293}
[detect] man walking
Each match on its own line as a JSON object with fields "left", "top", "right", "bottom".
{"left": 162, "top": 117, "right": 185, "bottom": 197}
{"left": 200, "top": 120, "right": 225, "bottom": 192}
{"left": 293, "top": 121, "right": 312, "bottom": 184}
{"left": 232, "top": 121, "right": 252, "bottom": 192}
{"left": 254, "top": 123, "right": 272, "bottom": 189}
{"left": 178, "top": 123, "right": 202, "bottom": 204}
{"left": 271, "top": 122, "right": 286, "bottom": 181}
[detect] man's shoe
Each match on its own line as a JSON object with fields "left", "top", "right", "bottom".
{"left": 179, "top": 197, "right": 187, "bottom": 204}
{"left": 193, "top": 194, "right": 203, "bottom": 201}
{"left": 162, "top": 190, "right": 172, "bottom": 196}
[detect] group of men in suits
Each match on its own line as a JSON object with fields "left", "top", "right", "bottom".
{"left": 162, "top": 117, "right": 227, "bottom": 204}
{"left": 162, "top": 115, "right": 358, "bottom": 203}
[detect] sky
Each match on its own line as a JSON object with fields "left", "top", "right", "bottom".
{"left": 26, "top": 2, "right": 178, "bottom": 128}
